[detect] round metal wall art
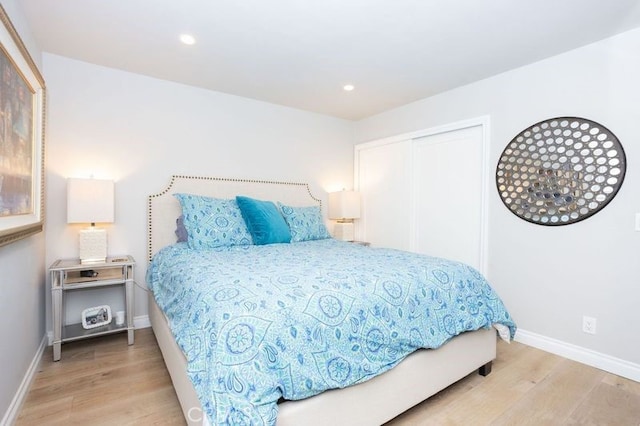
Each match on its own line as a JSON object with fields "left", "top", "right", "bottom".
{"left": 496, "top": 116, "right": 626, "bottom": 226}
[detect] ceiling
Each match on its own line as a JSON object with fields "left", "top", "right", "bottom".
{"left": 19, "top": 0, "right": 640, "bottom": 121}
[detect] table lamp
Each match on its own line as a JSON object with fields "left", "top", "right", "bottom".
{"left": 328, "top": 190, "right": 361, "bottom": 241}
{"left": 67, "top": 177, "right": 114, "bottom": 264}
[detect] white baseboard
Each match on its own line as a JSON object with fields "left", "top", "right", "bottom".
{"left": 134, "top": 315, "right": 151, "bottom": 329}
{"left": 1, "top": 334, "right": 47, "bottom": 426}
{"left": 515, "top": 328, "right": 640, "bottom": 382}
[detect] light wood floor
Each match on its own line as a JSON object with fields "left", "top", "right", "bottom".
{"left": 16, "top": 328, "right": 640, "bottom": 425}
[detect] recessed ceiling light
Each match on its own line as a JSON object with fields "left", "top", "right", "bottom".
{"left": 343, "top": 84, "right": 355, "bottom": 91}
{"left": 180, "top": 34, "right": 196, "bottom": 45}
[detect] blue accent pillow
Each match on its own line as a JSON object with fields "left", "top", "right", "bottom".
{"left": 277, "top": 202, "right": 331, "bottom": 242}
{"left": 174, "top": 193, "right": 253, "bottom": 249}
{"left": 236, "top": 196, "right": 291, "bottom": 245}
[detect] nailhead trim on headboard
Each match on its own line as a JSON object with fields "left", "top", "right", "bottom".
{"left": 147, "top": 175, "right": 322, "bottom": 261}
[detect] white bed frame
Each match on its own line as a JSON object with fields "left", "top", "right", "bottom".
{"left": 147, "top": 175, "right": 496, "bottom": 426}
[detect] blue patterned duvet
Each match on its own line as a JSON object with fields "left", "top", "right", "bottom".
{"left": 147, "top": 239, "right": 516, "bottom": 425}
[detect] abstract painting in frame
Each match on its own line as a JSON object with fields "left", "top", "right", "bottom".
{"left": 0, "top": 4, "right": 45, "bottom": 247}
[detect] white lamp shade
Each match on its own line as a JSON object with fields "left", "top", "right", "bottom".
{"left": 328, "top": 190, "right": 361, "bottom": 220}
{"left": 67, "top": 178, "right": 115, "bottom": 224}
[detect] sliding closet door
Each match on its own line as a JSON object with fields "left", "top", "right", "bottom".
{"left": 411, "top": 125, "right": 484, "bottom": 269}
{"left": 355, "top": 140, "right": 411, "bottom": 250}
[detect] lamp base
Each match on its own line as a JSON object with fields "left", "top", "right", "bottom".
{"left": 79, "top": 227, "right": 107, "bottom": 264}
{"left": 333, "top": 222, "right": 354, "bottom": 242}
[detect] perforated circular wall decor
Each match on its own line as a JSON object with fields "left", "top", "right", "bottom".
{"left": 496, "top": 117, "right": 626, "bottom": 226}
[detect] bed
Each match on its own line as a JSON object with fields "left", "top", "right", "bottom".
{"left": 146, "top": 175, "right": 515, "bottom": 425}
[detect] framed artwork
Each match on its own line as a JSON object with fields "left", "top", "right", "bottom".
{"left": 81, "top": 305, "right": 112, "bottom": 330}
{"left": 0, "top": 5, "right": 46, "bottom": 247}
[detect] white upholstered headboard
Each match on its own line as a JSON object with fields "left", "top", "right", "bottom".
{"left": 147, "top": 175, "right": 322, "bottom": 261}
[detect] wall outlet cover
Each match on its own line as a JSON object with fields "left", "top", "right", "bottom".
{"left": 582, "top": 316, "right": 597, "bottom": 335}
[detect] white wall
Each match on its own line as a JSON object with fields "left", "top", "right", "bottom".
{"left": 43, "top": 53, "right": 354, "bottom": 331}
{"left": 355, "top": 28, "right": 640, "bottom": 367}
{"left": 0, "top": 0, "right": 46, "bottom": 421}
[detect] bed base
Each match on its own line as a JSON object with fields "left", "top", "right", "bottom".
{"left": 150, "top": 293, "right": 495, "bottom": 425}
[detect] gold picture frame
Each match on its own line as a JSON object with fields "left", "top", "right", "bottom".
{"left": 0, "top": 4, "right": 45, "bottom": 247}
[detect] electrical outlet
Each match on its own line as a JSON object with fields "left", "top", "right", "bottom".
{"left": 583, "top": 316, "right": 597, "bottom": 335}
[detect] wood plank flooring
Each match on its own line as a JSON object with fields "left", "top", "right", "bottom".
{"left": 16, "top": 328, "right": 184, "bottom": 425}
{"left": 16, "top": 328, "right": 640, "bottom": 425}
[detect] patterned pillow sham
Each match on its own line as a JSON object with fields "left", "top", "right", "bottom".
{"left": 277, "top": 202, "right": 331, "bottom": 242}
{"left": 174, "top": 193, "right": 252, "bottom": 249}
